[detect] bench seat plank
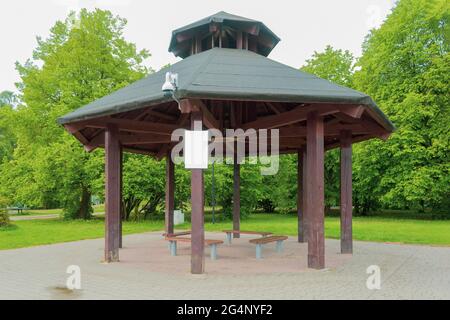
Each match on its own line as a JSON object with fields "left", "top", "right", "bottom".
{"left": 249, "top": 236, "right": 289, "bottom": 259}
{"left": 162, "top": 231, "right": 191, "bottom": 237}
{"left": 223, "top": 230, "right": 273, "bottom": 236}
{"left": 249, "top": 235, "right": 288, "bottom": 245}
{"left": 165, "top": 237, "right": 223, "bottom": 260}
{"left": 165, "top": 237, "right": 223, "bottom": 245}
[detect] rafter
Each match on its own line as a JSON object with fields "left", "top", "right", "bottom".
{"left": 278, "top": 123, "right": 369, "bottom": 138}
{"left": 85, "top": 132, "right": 171, "bottom": 152}
{"left": 242, "top": 104, "right": 340, "bottom": 130}
{"left": 69, "top": 118, "right": 179, "bottom": 136}
{"left": 242, "top": 104, "right": 369, "bottom": 131}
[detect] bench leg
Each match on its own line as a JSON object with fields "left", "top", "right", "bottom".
{"left": 276, "top": 240, "right": 284, "bottom": 253}
{"left": 256, "top": 244, "right": 263, "bottom": 259}
{"left": 169, "top": 241, "right": 177, "bottom": 256}
{"left": 210, "top": 244, "right": 217, "bottom": 260}
{"left": 226, "top": 233, "right": 232, "bottom": 245}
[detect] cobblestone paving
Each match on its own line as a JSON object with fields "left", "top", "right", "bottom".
{"left": 0, "top": 232, "right": 449, "bottom": 300}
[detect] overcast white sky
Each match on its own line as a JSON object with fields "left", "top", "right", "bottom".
{"left": 0, "top": 0, "right": 396, "bottom": 93}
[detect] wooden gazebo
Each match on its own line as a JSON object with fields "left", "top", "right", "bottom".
{"left": 59, "top": 11, "right": 394, "bottom": 273}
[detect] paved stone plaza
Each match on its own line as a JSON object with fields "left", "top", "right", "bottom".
{"left": 0, "top": 232, "right": 449, "bottom": 299}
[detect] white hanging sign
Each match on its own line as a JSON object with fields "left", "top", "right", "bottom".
{"left": 184, "top": 129, "right": 209, "bottom": 169}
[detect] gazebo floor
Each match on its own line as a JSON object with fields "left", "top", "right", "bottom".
{"left": 119, "top": 232, "right": 351, "bottom": 275}
{"left": 2, "top": 233, "right": 449, "bottom": 299}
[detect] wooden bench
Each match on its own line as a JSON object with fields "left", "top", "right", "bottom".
{"left": 249, "top": 236, "right": 289, "bottom": 259}
{"left": 162, "top": 230, "right": 191, "bottom": 237}
{"left": 7, "top": 207, "right": 26, "bottom": 215}
{"left": 165, "top": 237, "right": 223, "bottom": 260}
{"left": 222, "top": 230, "right": 273, "bottom": 244}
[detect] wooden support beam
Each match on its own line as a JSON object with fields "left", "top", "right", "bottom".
{"left": 340, "top": 130, "right": 353, "bottom": 254}
{"left": 119, "top": 146, "right": 123, "bottom": 249}
{"left": 105, "top": 123, "right": 121, "bottom": 262}
{"left": 242, "top": 104, "right": 339, "bottom": 130}
{"left": 243, "top": 105, "right": 368, "bottom": 131}
{"left": 236, "top": 31, "right": 243, "bottom": 49}
{"left": 302, "top": 148, "right": 308, "bottom": 243}
{"left": 233, "top": 152, "right": 241, "bottom": 238}
{"left": 360, "top": 119, "right": 391, "bottom": 140}
{"left": 340, "top": 105, "right": 365, "bottom": 119}
{"left": 190, "top": 111, "right": 205, "bottom": 274}
{"left": 297, "top": 149, "right": 307, "bottom": 243}
{"left": 236, "top": 101, "right": 243, "bottom": 127}
{"left": 165, "top": 151, "right": 175, "bottom": 235}
{"left": 84, "top": 131, "right": 105, "bottom": 152}
{"left": 321, "top": 112, "right": 390, "bottom": 150}
{"left": 71, "top": 118, "right": 178, "bottom": 136}
{"left": 248, "top": 34, "right": 258, "bottom": 52}
{"left": 195, "top": 36, "right": 202, "bottom": 53}
{"left": 325, "top": 134, "right": 365, "bottom": 150}
{"left": 144, "top": 110, "right": 178, "bottom": 121}
{"left": 179, "top": 99, "right": 200, "bottom": 114}
{"left": 197, "top": 100, "right": 220, "bottom": 129}
{"left": 122, "top": 147, "right": 156, "bottom": 156}
{"left": 278, "top": 137, "right": 306, "bottom": 148}
{"left": 297, "top": 150, "right": 303, "bottom": 242}
{"left": 64, "top": 124, "right": 90, "bottom": 146}
{"left": 230, "top": 102, "right": 237, "bottom": 128}
{"left": 265, "top": 102, "right": 283, "bottom": 114}
{"left": 179, "top": 99, "right": 221, "bottom": 130}
{"left": 120, "top": 133, "right": 171, "bottom": 145}
{"left": 306, "top": 111, "right": 325, "bottom": 269}
{"left": 85, "top": 132, "right": 171, "bottom": 152}
{"left": 279, "top": 123, "right": 368, "bottom": 138}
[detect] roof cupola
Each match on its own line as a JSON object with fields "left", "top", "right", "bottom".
{"left": 168, "top": 11, "right": 280, "bottom": 58}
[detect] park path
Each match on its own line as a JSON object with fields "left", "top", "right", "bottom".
{"left": 0, "top": 232, "right": 449, "bottom": 300}
{"left": 9, "top": 212, "right": 104, "bottom": 221}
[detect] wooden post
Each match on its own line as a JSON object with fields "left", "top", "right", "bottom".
{"left": 236, "top": 31, "right": 243, "bottom": 49}
{"left": 195, "top": 36, "right": 202, "bottom": 54}
{"left": 190, "top": 111, "right": 205, "bottom": 274}
{"left": 105, "top": 123, "right": 121, "bottom": 262}
{"left": 340, "top": 130, "right": 353, "bottom": 254}
{"left": 306, "top": 112, "right": 325, "bottom": 269}
{"left": 165, "top": 151, "right": 175, "bottom": 235}
{"left": 302, "top": 148, "right": 308, "bottom": 243}
{"left": 233, "top": 152, "right": 241, "bottom": 238}
{"left": 248, "top": 35, "right": 257, "bottom": 52}
{"left": 119, "top": 146, "right": 123, "bottom": 249}
{"left": 297, "top": 149, "right": 307, "bottom": 243}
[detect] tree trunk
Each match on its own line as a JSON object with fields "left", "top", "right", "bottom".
{"left": 78, "top": 185, "right": 92, "bottom": 220}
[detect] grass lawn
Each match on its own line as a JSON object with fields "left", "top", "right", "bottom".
{"left": 0, "top": 218, "right": 174, "bottom": 250}
{"left": 202, "top": 214, "right": 450, "bottom": 246}
{"left": 1, "top": 212, "right": 449, "bottom": 250}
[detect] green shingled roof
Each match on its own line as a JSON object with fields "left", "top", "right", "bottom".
{"left": 168, "top": 11, "right": 281, "bottom": 55}
{"left": 58, "top": 47, "right": 394, "bottom": 131}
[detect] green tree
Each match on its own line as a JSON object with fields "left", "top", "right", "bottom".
{"left": 302, "top": 45, "right": 355, "bottom": 87}
{"left": 0, "top": 9, "right": 150, "bottom": 218}
{"left": 204, "top": 161, "right": 263, "bottom": 219}
{"left": 121, "top": 154, "right": 165, "bottom": 221}
{"left": 353, "top": 0, "right": 449, "bottom": 212}
{"left": 0, "top": 91, "right": 18, "bottom": 107}
{"left": 0, "top": 91, "right": 17, "bottom": 162}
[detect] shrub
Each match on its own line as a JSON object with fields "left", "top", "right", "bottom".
{"left": 0, "top": 196, "right": 10, "bottom": 227}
